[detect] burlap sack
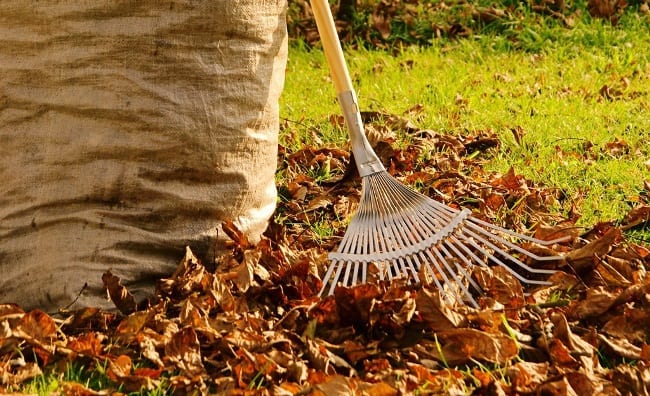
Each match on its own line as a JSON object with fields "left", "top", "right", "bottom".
{"left": 0, "top": 1, "right": 287, "bottom": 311}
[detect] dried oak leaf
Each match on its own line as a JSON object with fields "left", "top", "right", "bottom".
{"left": 102, "top": 270, "right": 137, "bottom": 315}
{"left": 13, "top": 309, "right": 59, "bottom": 365}
{"left": 66, "top": 332, "right": 105, "bottom": 358}
{"left": 305, "top": 338, "right": 354, "bottom": 376}
{"left": 414, "top": 287, "right": 467, "bottom": 331}
{"left": 588, "top": 0, "right": 628, "bottom": 23}
{"left": 157, "top": 246, "right": 207, "bottom": 298}
{"left": 334, "top": 283, "right": 382, "bottom": 326}
{"left": 612, "top": 362, "right": 650, "bottom": 395}
{"left": 426, "top": 328, "right": 519, "bottom": 366}
{"left": 15, "top": 309, "right": 57, "bottom": 343}
{"left": 60, "top": 381, "right": 109, "bottom": 396}
{"left": 550, "top": 312, "right": 597, "bottom": 373}
{"left": 602, "top": 307, "right": 650, "bottom": 345}
{"left": 622, "top": 205, "right": 650, "bottom": 230}
{"left": 506, "top": 361, "right": 549, "bottom": 394}
{"left": 567, "top": 286, "right": 616, "bottom": 320}
{"left": 165, "top": 326, "right": 205, "bottom": 377}
{"left": 312, "top": 374, "right": 357, "bottom": 396}
{"left": 598, "top": 333, "right": 642, "bottom": 360}
{"left": 565, "top": 227, "right": 621, "bottom": 274}
{"left": 107, "top": 354, "right": 159, "bottom": 392}
{"left": 536, "top": 376, "right": 579, "bottom": 396}
{"left": 472, "top": 266, "right": 525, "bottom": 309}
{"left": 0, "top": 361, "right": 42, "bottom": 387}
{"left": 222, "top": 219, "right": 251, "bottom": 250}
{"left": 406, "top": 365, "right": 467, "bottom": 394}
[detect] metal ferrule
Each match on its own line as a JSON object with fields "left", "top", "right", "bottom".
{"left": 337, "top": 90, "right": 385, "bottom": 177}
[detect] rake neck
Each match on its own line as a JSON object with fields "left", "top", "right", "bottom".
{"left": 338, "top": 90, "right": 385, "bottom": 177}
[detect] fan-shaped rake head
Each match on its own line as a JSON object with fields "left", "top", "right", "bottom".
{"left": 320, "top": 171, "right": 568, "bottom": 307}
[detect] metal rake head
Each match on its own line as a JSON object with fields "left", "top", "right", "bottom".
{"left": 319, "top": 171, "right": 567, "bottom": 308}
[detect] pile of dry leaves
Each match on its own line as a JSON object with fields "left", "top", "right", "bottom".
{"left": 1, "top": 112, "right": 649, "bottom": 395}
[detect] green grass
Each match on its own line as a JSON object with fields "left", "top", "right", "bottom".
{"left": 281, "top": 13, "right": 650, "bottom": 231}
{"left": 18, "top": 360, "right": 171, "bottom": 396}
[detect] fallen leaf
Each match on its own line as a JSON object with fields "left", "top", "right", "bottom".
{"left": 165, "top": 327, "right": 205, "bottom": 377}
{"left": 565, "top": 227, "right": 621, "bottom": 273}
{"left": 415, "top": 287, "right": 467, "bottom": 330}
{"left": 102, "top": 271, "right": 137, "bottom": 315}
{"left": 506, "top": 361, "right": 549, "bottom": 393}
{"left": 427, "top": 328, "right": 519, "bottom": 365}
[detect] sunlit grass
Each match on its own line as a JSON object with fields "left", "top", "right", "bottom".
{"left": 281, "top": 15, "right": 650, "bottom": 230}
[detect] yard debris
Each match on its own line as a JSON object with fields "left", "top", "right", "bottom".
{"left": 1, "top": 116, "right": 649, "bottom": 395}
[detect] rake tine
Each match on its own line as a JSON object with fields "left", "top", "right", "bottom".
{"left": 462, "top": 225, "right": 557, "bottom": 277}
{"left": 466, "top": 220, "right": 566, "bottom": 262}
{"left": 440, "top": 239, "right": 484, "bottom": 295}
{"left": 470, "top": 216, "right": 571, "bottom": 246}
{"left": 419, "top": 250, "right": 447, "bottom": 293}
{"left": 341, "top": 260, "right": 353, "bottom": 286}
{"left": 431, "top": 242, "right": 477, "bottom": 306}
{"left": 409, "top": 255, "right": 422, "bottom": 283}
{"left": 421, "top": 247, "right": 464, "bottom": 306}
{"left": 458, "top": 231, "right": 553, "bottom": 286}
{"left": 319, "top": 260, "right": 341, "bottom": 296}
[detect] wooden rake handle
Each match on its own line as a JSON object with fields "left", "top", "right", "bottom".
{"left": 310, "top": 0, "right": 385, "bottom": 176}
{"left": 310, "top": 0, "right": 354, "bottom": 95}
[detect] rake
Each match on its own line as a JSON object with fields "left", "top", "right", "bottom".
{"left": 311, "top": 0, "right": 567, "bottom": 307}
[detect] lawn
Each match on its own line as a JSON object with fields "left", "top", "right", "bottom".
{"left": 281, "top": 8, "right": 650, "bottom": 232}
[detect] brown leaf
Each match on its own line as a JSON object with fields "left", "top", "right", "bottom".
{"left": 623, "top": 205, "right": 650, "bottom": 230}
{"left": 158, "top": 246, "right": 206, "bottom": 297}
{"left": 510, "top": 126, "right": 526, "bottom": 146}
{"left": 314, "top": 375, "right": 356, "bottom": 396}
{"left": 372, "top": 11, "right": 391, "bottom": 40}
{"left": 598, "top": 333, "right": 641, "bottom": 360}
{"left": 233, "top": 250, "right": 258, "bottom": 293}
{"left": 536, "top": 376, "right": 580, "bottom": 396}
{"left": 107, "top": 354, "right": 132, "bottom": 380}
{"left": 415, "top": 287, "right": 467, "bottom": 330}
{"left": 596, "top": 258, "right": 634, "bottom": 287}
{"left": 305, "top": 338, "right": 354, "bottom": 375}
{"left": 361, "top": 381, "right": 399, "bottom": 396}
{"left": 588, "top": 0, "right": 628, "bottom": 22}
{"left": 0, "top": 362, "right": 42, "bottom": 386}
{"left": 115, "top": 311, "right": 150, "bottom": 343}
{"left": 0, "top": 304, "right": 24, "bottom": 321}
{"left": 165, "top": 326, "right": 205, "bottom": 376}
{"left": 506, "top": 361, "right": 549, "bottom": 393}
{"left": 334, "top": 283, "right": 382, "bottom": 326}
{"left": 210, "top": 273, "right": 236, "bottom": 312}
{"left": 549, "top": 339, "right": 579, "bottom": 367}
{"left": 565, "top": 371, "right": 611, "bottom": 396}
{"left": 612, "top": 362, "right": 650, "bottom": 395}
{"left": 492, "top": 167, "right": 529, "bottom": 192}
{"left": 102, "top": 270, "right": 137, "bottom": 315}
{"left": 67, "top": 332, "right": 105, "bottom": 358}
{"left": 222, "top": 219, "right": 251, "bottom": 250}
{"left": 567, "top": 286, "right": 615, "bottom": 320}
{"left": 602, "top": 307, "right": 650, "bottom": 344}
{"left": 472, "top": 266, "right": 525, "bottom": 309}
{"left": 60, "top": 381, "right": 109, "bottom": 396}
{"left": 551, "top": 312, "right": 595, "bottom": 355}
{"left": 15, "top": 309, "right": 58, "bottom": 354}
{"left": 305, "top": 194, "right": 334, "bottom": 212}
{"left": 63, "top": 307, "right": 115, "bottom": 334}
{"left": 429, "top": 328, "right": 519, "bottom": 365}
{"left": 565, "top": 227, "right": 621, "bottom": 273}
